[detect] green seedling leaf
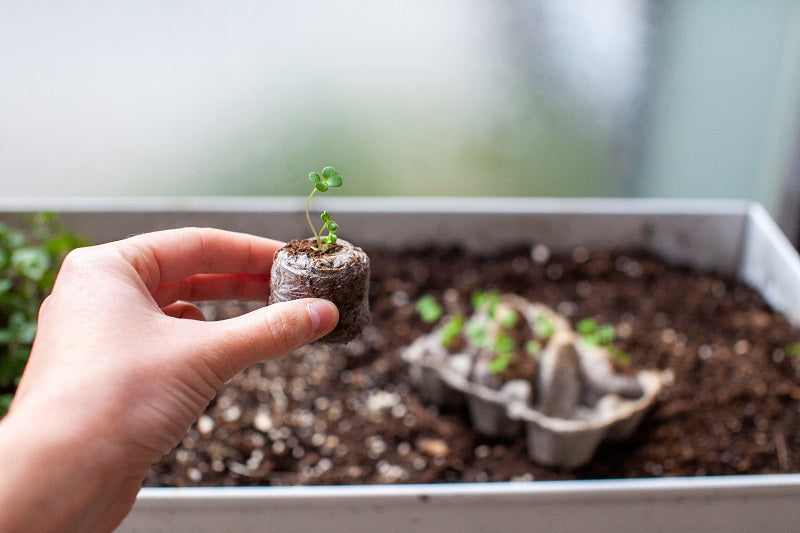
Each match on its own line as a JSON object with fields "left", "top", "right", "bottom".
{"left": 525, "top": 340, "right": 542, "bottom": 357}
{"left": 327, "top": 221, "right": 338, "bottom": 232}
{"left": 498, "top": 308, "right": 518, "bottom": 329}
{"left": 321, "top": 211, "right": 331, "bottom": 223}
{"left": 784, "top": 343, "right": 800, "bottom": 357}
{"left": 577, "top": 318, "right": 597, "bottom": 336}
{"left": 471, "top": 290, "right": 501, "bottom": 317}
{"left": 577, "top": 317, "right": 627, "bottom": 364}
{"left": 415, "top": 295, "right": 443, "bottom": 324}
{"left": 534, "top": 315, "right": 555, "bottom": 338}
{"left": 466, "top": 320, "right": 489, "bottom": 347}
{"left": 608, "top": 346, "right": 632, "bottom": 366}
{"left": 309, "top": 171, "right": 322, "bottom": 184}
{"left": 595, "top": 324, "right": 616, "bottom": 345}
{"left": 493, "top": 333, "right": 514, "bottom": 355}
{"left": 470, "top": 290, "right": 484, "bottom": 309}
{"left": 439, "top": 315, "right": 464, "bottom": 348}
{"left": 578, "top": 318, "right": 617, "bottom": 347}
{"left": 487, "top": 351, "right": 512, "bottom": 374}
{"left": 322, "top": 166, "right": 342, "bottom": 187}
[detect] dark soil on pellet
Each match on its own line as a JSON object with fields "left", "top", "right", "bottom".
{"left": 145, "top": 245, "right": 800, "bottom": 487}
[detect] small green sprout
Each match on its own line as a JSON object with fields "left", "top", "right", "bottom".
{"left": 439, "top": 315, "right": 464, "bottom": 348}
{"left": 534, "top": 315, "right": 555, "bottom": 338}
{"left": 577, "top": 318, "right": 615, "bottom": 346}
{"left": 319, "top": 211, "right": 338, "bottom": 248}
{"left": 487, "top": 333, "right": 514, "bottom": 374}
{"left": 498, "top": 308, "right": 518, "bottom": 329}
{"left": 416, "top": 294, "right": 444, "bottom": 324}
{"left": 577, "top": 317, "right": 631, "bottom": 365}
{"left": 607, "top": 346, "right": 632, "bottom": 366}
{"left": 471, "top": 290, "right": 501, "bottom": 318}
{"left": 466, "top": 320, "right": 489, "bottom": 347}
{"left": 784, "top": 343, "right": 800, "bottom": 358}
{"left": 525, "top": 340, "right": 542, "bottom": 357}
{"left": 305, "top": 166, "right": 343, "bottom": 251}
{"left": 493, "top": 333, "right": 514, "bottom": 355}
{"left": 487, "top": 351, "right": 513, "bottom": 374}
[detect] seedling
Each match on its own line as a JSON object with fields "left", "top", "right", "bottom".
{"left": 577, "top": 317, "right": 631, "bottom": 365}
{"left": 439, "top": 315, "right": 464, "bottom": 348}
{"left": 534, "top": 315, "right": 556, "bottom": 339}
{"left": 497, "top": 307, "right": 518, "bottom": 329}
{"left": 306, "top": 166, "right": 343, "bottom": 252}
{"left": 471, "top": 290, "right": 501, "bottom": 318}
{"left": 524, "top": 340, "right": 542, "bottom": 357}
{"left": 487, "top": 333, "right": 515, "bottom": 374}
{"left": 416, "top": 294, "right": 444, "bottom": 324}
{"left": 466, "top": 320, "right": 489, "bottom": 347}
{"left": 785, "top": 343, "right": 800, "bottom": 357}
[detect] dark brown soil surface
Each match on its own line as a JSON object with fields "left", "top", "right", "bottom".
{"left": 145, "top": 245, "right": 800, "bottom": 487}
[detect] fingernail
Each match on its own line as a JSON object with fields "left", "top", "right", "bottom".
{"left": 307, "top": 299, "right": 339, "bottom": 336}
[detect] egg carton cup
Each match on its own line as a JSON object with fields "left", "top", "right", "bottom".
{"left": 402, "top": 295, "right": 664, "bottom": 468}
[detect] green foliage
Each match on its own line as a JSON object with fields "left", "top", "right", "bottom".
{"left": 497, "top": 307, "right": 518, "bottom": 329}
{"left": 319, "top": 211, "right": 338, "bottom": 248}
{"left": 524, "top": 339, "right": 542, "bottom": 357}
{"left": 471, "top": 290, "right": 501, "bottom": 318}
{"left": 534, "top": 315, "right": 555, "bottom": 339}
{"left": 466, "top": 320, "right": 489, "bottom": 347}
{"left": 487, "top": 351, "right": 512, "bottom": 374}
{"left": 439, "top": 315, "right": 464, "bottom": 348}
{"left": 0, "top": 213, "right": 87, "bottom": 417}
{"left": 305, "top": 166, "right": 343, "bottom": 252}
{"left": 577, "top": 318, "right": 615, "bottom": 346}
{"left": 308, "top": 166, "right": 343, "bottom": 192}
{"left": 577, "top": 317, "right": 631, "bottom": 365}
{"left": 415, "top": 294, "right": 443, "bottom": 324}
{"left": 493, "top": 333, "right": 514, "bottom": 355}
{"left": 784, "top": 343, "right": 800, "bottom": 358}
{"left": 487, "top": 333, "right": 514, "bottom": 374}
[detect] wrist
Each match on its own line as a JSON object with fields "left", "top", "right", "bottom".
{"left": 0, "top": 405, "right": 145, "bottom": 532}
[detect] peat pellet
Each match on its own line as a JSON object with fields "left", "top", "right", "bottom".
{"left": 269, "top": 238, "right": 370, "bottom": 344}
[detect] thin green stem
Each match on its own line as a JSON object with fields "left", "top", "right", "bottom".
{"left": 318, "top": 220, "right": 330, "bottom": 252}
{"left": 305, "top": 188, "right": 321, "bottom": 248}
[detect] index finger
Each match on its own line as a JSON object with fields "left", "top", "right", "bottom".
{"left": 118, "top": 227, "right": 284, "bottom": 291}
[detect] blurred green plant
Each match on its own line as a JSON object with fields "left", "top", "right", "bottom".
{"left": 0, "top": 213, "right": 87, "bottom": 417}
{"left": 577, "top": 317, "right": 631, "bottom": 365}
{"left": 415, "top": 294, "right": 443, "bottom": 324}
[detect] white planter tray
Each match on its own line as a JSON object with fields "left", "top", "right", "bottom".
{"left": 2, "top": 197, "right": 799, "bottom": 532}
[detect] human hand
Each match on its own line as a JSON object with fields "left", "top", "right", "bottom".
{"left": 0, "top": 227, "right": 338, "bottom": 532}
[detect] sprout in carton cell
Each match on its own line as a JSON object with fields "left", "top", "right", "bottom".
{"left": 577, "top": 318, "right": 631, "bottom": 366}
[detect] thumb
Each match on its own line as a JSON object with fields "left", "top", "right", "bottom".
{"left": 202, "top": 298, "right": 339, "bottom": 381}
